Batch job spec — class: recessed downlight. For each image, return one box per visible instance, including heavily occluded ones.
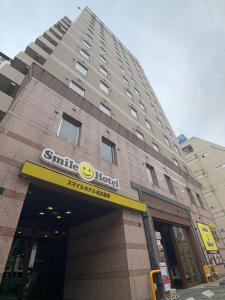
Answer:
[47,206,54,211]
[65,211,72,215]
[56,215,62,219]
[39,212,45,215]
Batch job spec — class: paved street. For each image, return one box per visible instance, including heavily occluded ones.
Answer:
[176,278,225,300]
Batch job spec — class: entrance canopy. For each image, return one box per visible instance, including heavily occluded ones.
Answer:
[20,161,147,213]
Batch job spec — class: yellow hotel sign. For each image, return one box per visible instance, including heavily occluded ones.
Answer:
[197,222,218,253]
[20,161,147,213]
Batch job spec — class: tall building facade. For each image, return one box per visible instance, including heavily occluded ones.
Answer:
[181,137,225,253]
[0,7,224,300]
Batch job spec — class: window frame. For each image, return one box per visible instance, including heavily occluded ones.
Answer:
[136,130,144,141]
[80,48,90,61]
[75,61,88,76]
[101,137,117,164]
[165,175,176,195]
[100,81,110,95]
[57,113,80,145]
[100,103,111,117]
[70,81,85,97]
[130,107,138,119]
[100,66,108,77]
[146,164,159,186]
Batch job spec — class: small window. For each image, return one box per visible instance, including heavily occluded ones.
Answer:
[136,130,144,141]
[100,81,109,95]
[153,143,159,152]
[100,46,106,53]
[85,33,92,41]
[157,119,163,127]
[174,145,179,153]
[173,159,179,167]
[140,102,145,111]
[80,49,90,61]
[123,77,129,85]
[58,114,80,145]
[100,55,107,64]
[100,40,105,46]
[196,193,204,209]
[70,81,85,97]
[186,188,196,204]
[164,136,170,146]
[131,77,136,85]
[88,28,94,35]
[75,62,88,76]
[165,175,176,194]
[135,88,140,95]
[166,128,171,135]
[101,137,116,164]
[145,120,152,130]
[100,103,111,117]
[151,104,156,111]
[130,107,138,119]
[121,67,126,74]
[146,164,158,185]
[126,90,133,99]
[83,40,91,49]
[100,66,108,77]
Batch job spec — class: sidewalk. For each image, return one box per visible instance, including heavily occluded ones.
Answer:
[175,278,225,300]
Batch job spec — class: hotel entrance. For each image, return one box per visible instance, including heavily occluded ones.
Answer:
[0,183,117,300]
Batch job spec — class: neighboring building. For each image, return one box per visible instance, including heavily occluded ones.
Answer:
[0,7,224,300]
[181,137,225,252]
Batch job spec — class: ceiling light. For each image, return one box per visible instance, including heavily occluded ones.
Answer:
[65,211,72,215]
[53,230,59,234]
[39,212,45,215]
[56,216,62,219]
[47,206,54,210]
[44,234,48,238]
[17,231,22,234]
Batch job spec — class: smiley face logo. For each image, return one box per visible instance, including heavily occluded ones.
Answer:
[79,161,95,181]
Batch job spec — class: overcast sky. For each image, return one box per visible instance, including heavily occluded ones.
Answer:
[1,0,225,146]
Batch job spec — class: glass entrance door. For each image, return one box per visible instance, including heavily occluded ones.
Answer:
[172,226,201,287]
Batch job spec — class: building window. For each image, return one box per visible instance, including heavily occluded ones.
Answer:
[101,137,116,164]
[135,88,140,95]
[80,49,90,61]
[130,107,138,119]
[166,127,171,135]
[164,136,170,146]
[126,90,133,99]
[75,62,88,76]
[173,158,179,167]
[153,143,159,152]
[140,102,145,111]
[83,40,91,49]
[136,130,144,141]
[58,114,80,145]
[100,81,109,95]
[100,47,106,53]
[174,145,179,153]
[100,103,111,117]
[157,119,163,127]
[100,55,107,64]
[100,66,108,77]
[186,188,196,204]
[70,81,85,97]
[85,33,92,41]
[145,120,152,130]
[151,104,156,111]
[146,164,158,186]
[196,193,204,209]
[165,175,176,194]
[123,77,129,85]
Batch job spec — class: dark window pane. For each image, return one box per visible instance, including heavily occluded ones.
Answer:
[101,139,115,164]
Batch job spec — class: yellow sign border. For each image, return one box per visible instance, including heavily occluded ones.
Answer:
[20,161,147,213]
[197,222,218,252]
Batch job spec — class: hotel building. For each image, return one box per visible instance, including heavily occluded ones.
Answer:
[0,7,224,300]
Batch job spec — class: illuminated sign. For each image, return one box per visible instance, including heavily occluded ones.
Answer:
[41,148,119,190]
[197,222,218,253]
[20,161,146,212]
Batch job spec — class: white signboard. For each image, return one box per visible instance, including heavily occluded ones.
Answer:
[41,148,120,190]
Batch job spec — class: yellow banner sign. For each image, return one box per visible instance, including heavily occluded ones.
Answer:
[20,161,147,213]
[197,222,218,253]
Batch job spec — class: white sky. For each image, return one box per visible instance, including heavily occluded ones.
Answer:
[1,0,225,146]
